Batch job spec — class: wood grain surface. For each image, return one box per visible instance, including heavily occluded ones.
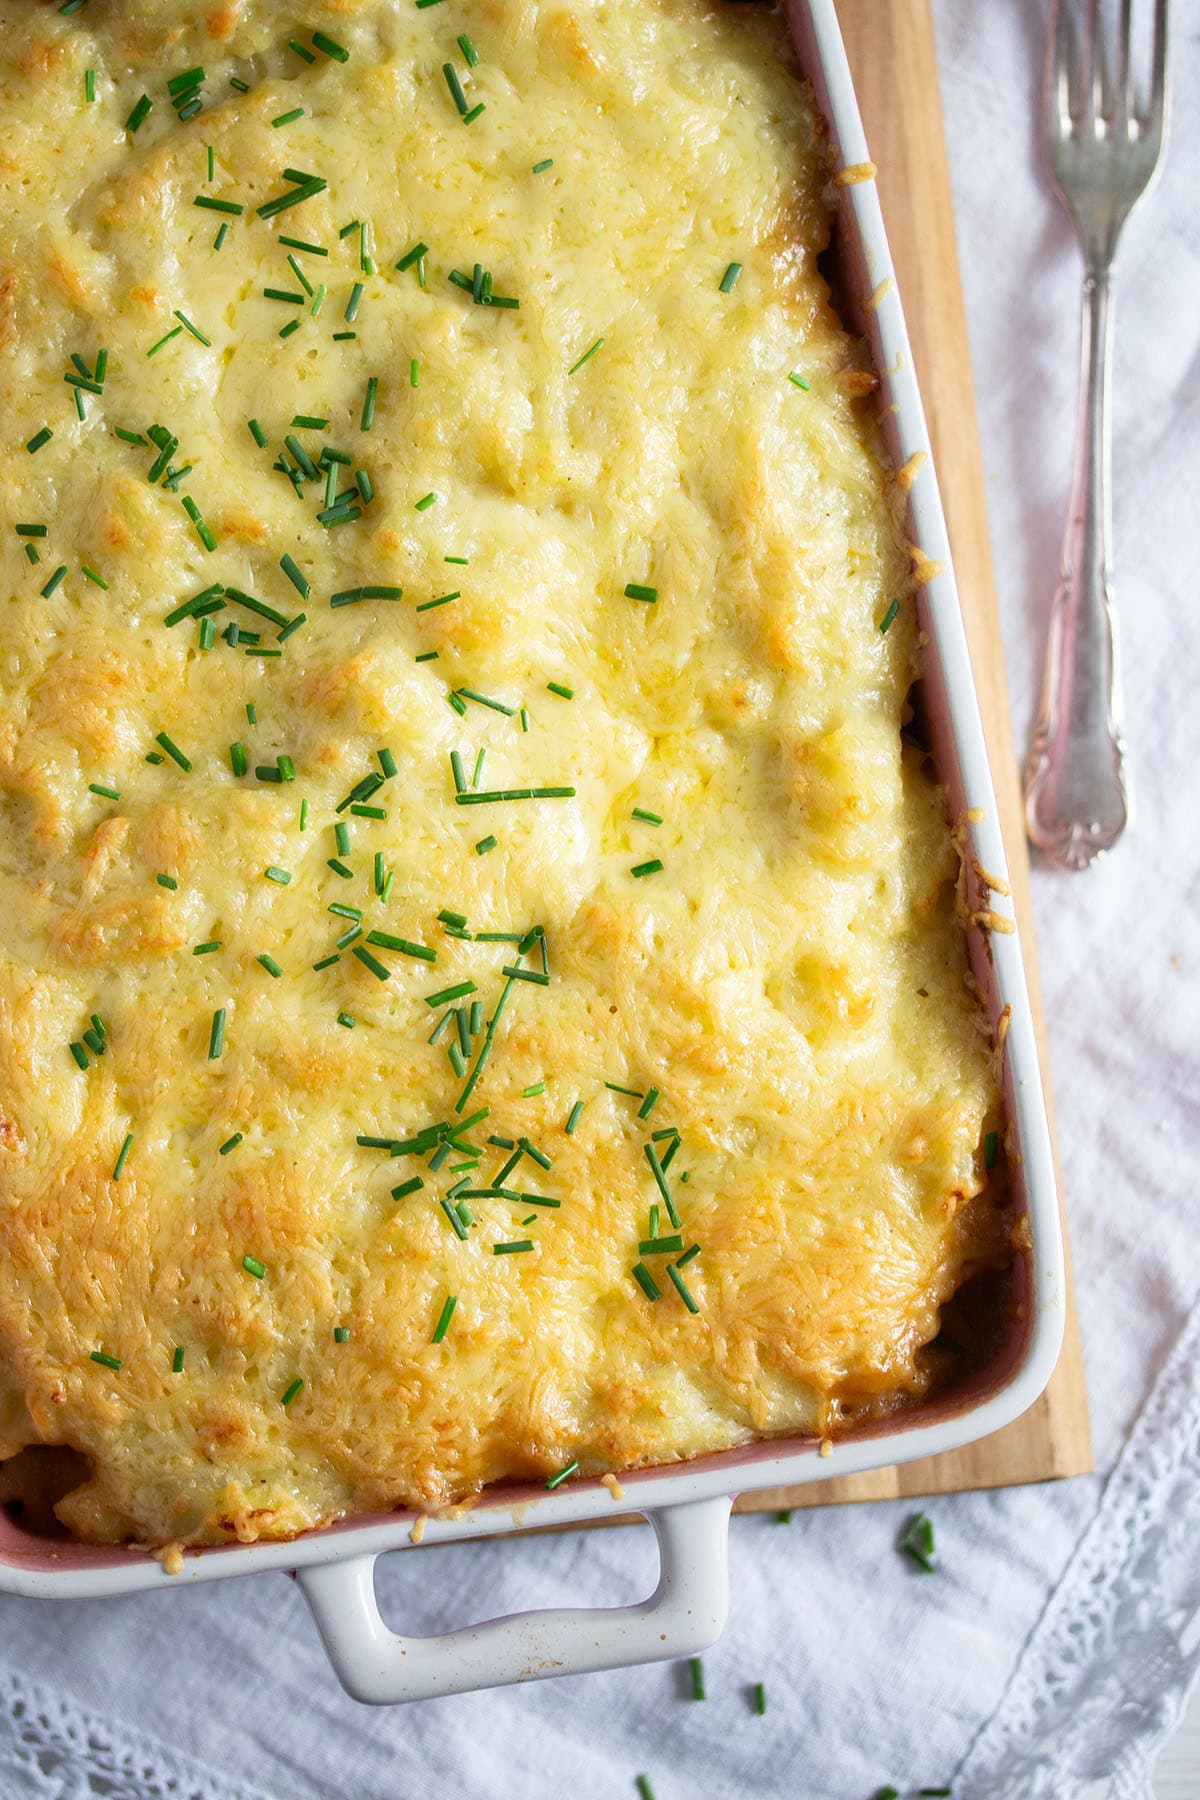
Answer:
[734,0,1092,1514]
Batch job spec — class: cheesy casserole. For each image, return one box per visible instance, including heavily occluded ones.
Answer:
[0,0,1008,1550]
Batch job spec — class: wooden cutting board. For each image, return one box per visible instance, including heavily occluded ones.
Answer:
[736,0,1092,1513]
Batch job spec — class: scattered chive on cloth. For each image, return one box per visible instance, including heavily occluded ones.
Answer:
[1,6,1198,1797]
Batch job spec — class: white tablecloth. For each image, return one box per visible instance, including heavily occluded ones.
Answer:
[4,7,1199,1797]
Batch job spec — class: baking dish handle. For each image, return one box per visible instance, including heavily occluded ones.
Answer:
[296,1494,732,1704]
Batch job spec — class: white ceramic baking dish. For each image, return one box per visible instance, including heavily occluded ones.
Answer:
[0,0,1066,1705]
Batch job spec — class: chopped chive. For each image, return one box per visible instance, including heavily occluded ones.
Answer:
[69,1040,89,1071]
[391,1176,424,1201]
[344,282,364,322]
[281,1377,304,1407]
[439,909,468,928]
[624,583,658,603]
[442,62,469,114]
[14,524,47,538]
[174,309,211,345]
[568,336,604,375]
[984,1129,999,1169]
[493,1240,534,1256]
[280,553,310,598]
[606,1082,643,1098]
[365,932,436,963]
[280,234,327,255]
[125,94,152,133]
[289,37,316,61]
[358,375,379,433]
[753,1682,766,1715]
[522,1082,546,1099]
[155,731,191,771]
[544,1457,579,1491]
[719,261,743,293]
[112,1132,133,1179]
[352,944,390,981]
[425,980,476,1009]
[415,491,437,511]
[631,859,663,878]
[432,1294,458,1342]
[23,543,39,564]
[532,157,554,174]
[219,1132,242,1154]
[916,1791,953,1797]
[40,564,67,598]
[90,1351,122,1371]
[332,1325,350,1343]
[26,428,52,454]
[503,965,549,986]
[248,417,268,447]
[667,1265,699,1312]
[88,782,120,801]
[256,178,328,221]
[81,564,108,589]
[257,953,284,978]
[417,591,458,612]
[332,1010,355,1030]
[644,1141,681,1226]
[458,688,514,717]
[208,1007,227,1059]
[263,865,291,885]
[193,941,221,955]
[639,1235,684,1256]
[272,106,305,127]
[194,195,244,215]
[563,1100,585,1135]
[900,1511,936,1572]
[546,682,574,700]
[638,1088,660,1119]
[312,30,349,61]
[676,1243,701,1267]
[632,808,663,826]
[689,1656,706,1700]
[156,872,178,890]
[85,67,96,102]
[453,786,575,805]
[229,742,248,777]
[242,1254,265,1279]
[171,1344,186,1372]
[181,495,217,549]
[632,1262,661,1302]
[879,598,901,634]
[462,101,485,124]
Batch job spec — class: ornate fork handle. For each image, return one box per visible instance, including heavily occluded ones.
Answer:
[1025,262,1130,871]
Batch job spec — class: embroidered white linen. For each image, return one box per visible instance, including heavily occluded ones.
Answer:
[1,6,1198,1797]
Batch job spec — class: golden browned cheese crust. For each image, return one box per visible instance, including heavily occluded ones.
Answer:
[0,0,1005,1547]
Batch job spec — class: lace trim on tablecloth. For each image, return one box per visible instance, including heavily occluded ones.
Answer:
[0,1662,267,1800]
[958,1295,1200,1800]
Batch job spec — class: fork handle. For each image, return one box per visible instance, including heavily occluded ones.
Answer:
[1025,267,1130,870]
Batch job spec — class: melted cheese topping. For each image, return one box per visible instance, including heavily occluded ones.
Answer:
[0,0,1006,1547]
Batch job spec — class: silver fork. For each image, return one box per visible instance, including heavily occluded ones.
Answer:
[1024,0,1169,871]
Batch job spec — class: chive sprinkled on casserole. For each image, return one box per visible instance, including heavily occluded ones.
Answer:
[0,0,1009,1553]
